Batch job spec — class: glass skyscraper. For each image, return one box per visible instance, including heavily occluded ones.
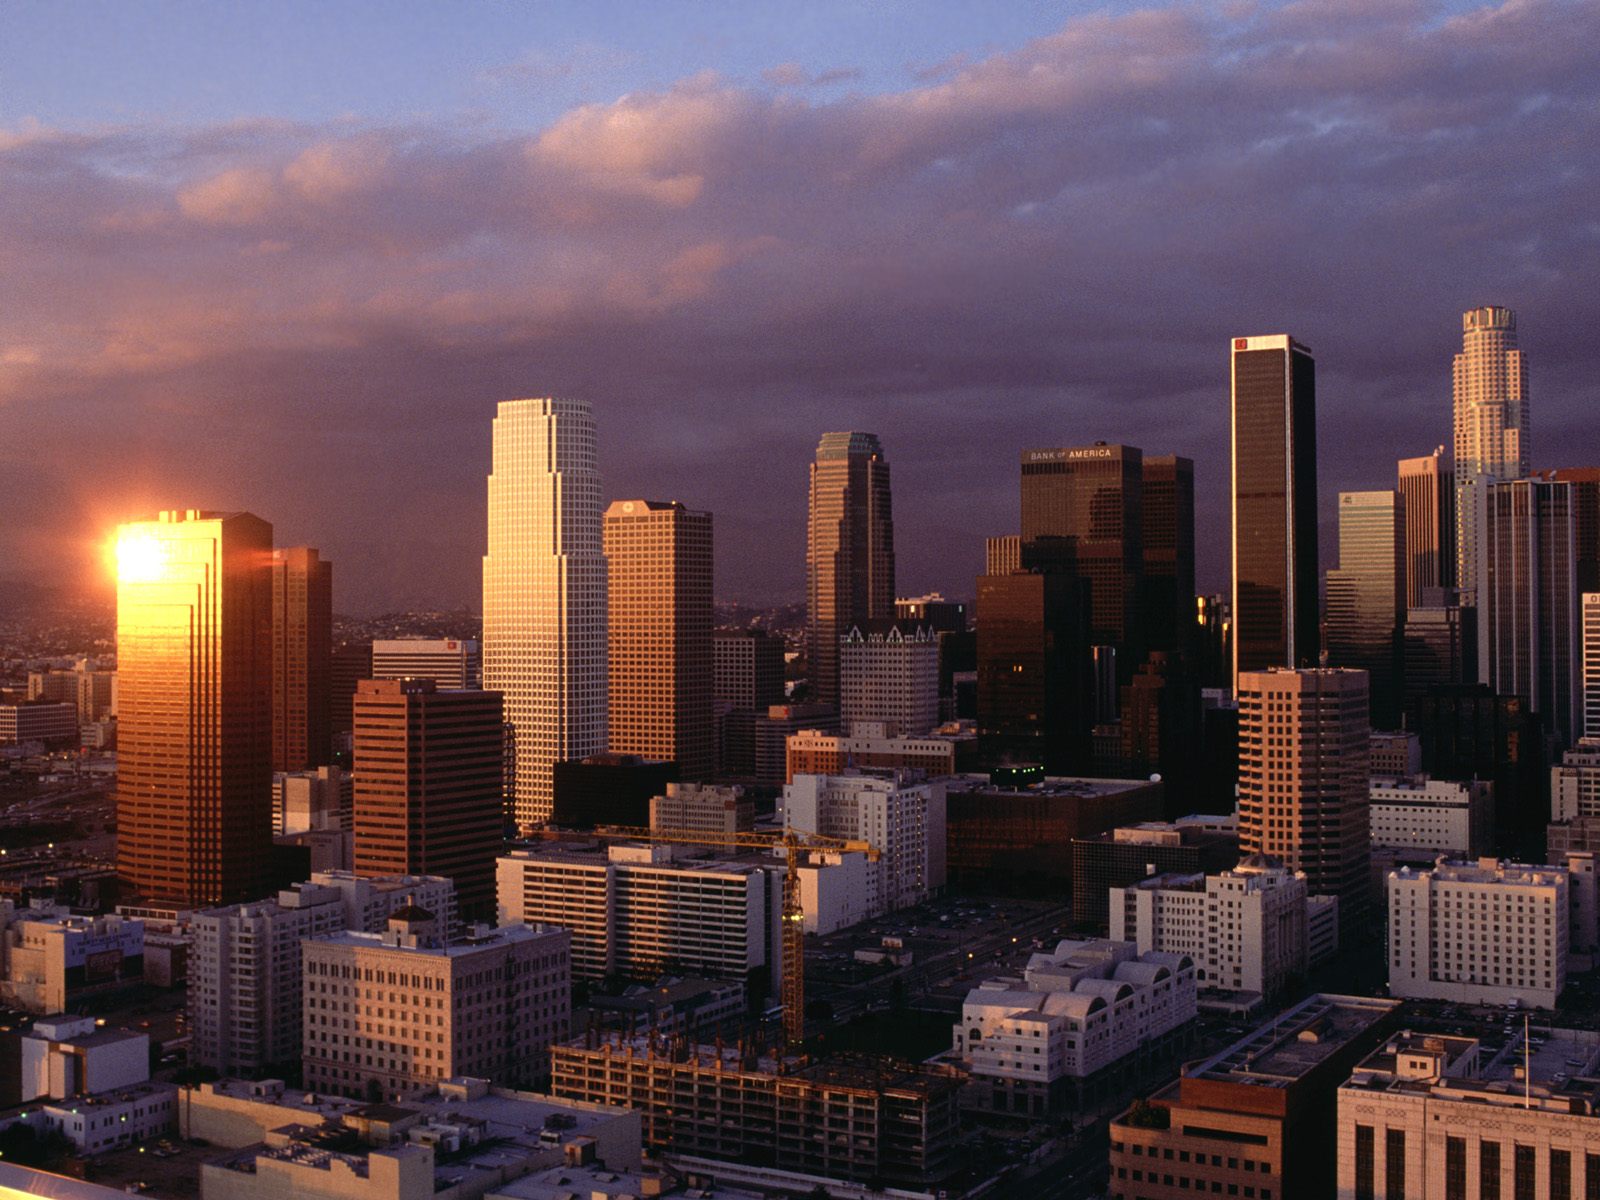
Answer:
[1325,491,1405,728]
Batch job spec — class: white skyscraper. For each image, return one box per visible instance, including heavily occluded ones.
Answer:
[483,398,608,827]
[1452,305,1529,628]
[1584,592,1600,739]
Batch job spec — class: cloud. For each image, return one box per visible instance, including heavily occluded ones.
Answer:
[763,63,862,88]
[2,0,1599,611]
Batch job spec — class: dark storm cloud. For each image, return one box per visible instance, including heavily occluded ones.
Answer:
[3,0,1597,611]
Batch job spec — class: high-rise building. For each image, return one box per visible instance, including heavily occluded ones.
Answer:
[806,432,894,706]
[895,594,967,631]
[1550,467,1600,593]
[1585,592,1600,739]
[712,629,787,778]
[328,642,372,745]
[1118,652,1202,810]
[352,679,504,920]
[115,510,274,906]
[1483,476,1579,746]
[483,397,608,827]
[1325,491,1405,728]
[1140,454,1196,658]
[1416,683,1547,846]
[975,571,1092,772]
[1454,305,1529,617]
[268,547,332,774]
[985,535,1021,577]
[839,620,940,736]
[26,660,115,724]
[1402,602,1477,716]
[1020,443,1143,655]
[1069,816,1240,928]
[1552,737,1600,822]
[1237,669,1371,934]
[1230,335,1319,682]
[604,499,713,779]
[1397,447,1456,606]
[783,771,947,914]
[370,639,480,689]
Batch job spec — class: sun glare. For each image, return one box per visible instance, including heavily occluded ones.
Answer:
[116,531,168,584]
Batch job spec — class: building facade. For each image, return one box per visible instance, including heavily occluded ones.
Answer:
[1141,454,1197,658]
[1325,491,1405,728]
[1368,775,1494,857]
[483,397,608,827]
[1398,447,1456,607]
[784,726,959,783]
[839,621,940,736]
[370,639,480,690]
[0,702,78,747]
[1454,305,1529,619]
[649,782,753,834]
[269,546,332,774]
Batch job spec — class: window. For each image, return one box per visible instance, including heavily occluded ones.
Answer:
[1445,1136,1466,1200]
[1552,1149,1571,1200]
[1483,1140,1501,1200]
[1386,1129,1406,1199]
[1354,1125,1374,1200]
[1514,1144,1535,1200]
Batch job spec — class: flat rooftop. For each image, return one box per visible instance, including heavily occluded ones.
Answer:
[945,773,1157,798]
[502,843,771,876]
[308,922,563,957]
[1346,1026,1600,1109]
[1186,994,1400,1088]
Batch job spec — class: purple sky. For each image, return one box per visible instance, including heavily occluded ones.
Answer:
[4,0,1598,613]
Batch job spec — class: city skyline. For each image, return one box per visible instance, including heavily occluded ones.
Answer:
[5,1,1600,612]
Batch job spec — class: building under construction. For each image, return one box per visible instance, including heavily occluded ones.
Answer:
[550,1032,963,1188]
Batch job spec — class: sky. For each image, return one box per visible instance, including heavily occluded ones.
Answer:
[4,0,1598,613]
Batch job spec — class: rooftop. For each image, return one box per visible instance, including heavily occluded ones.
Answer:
[1391,858,1570,887]
[1185,994,1400,1089]
[1345,1026,1600,1110]
[946,773,1159,798]
[308,921,564,957]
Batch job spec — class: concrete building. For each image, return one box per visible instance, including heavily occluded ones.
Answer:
[497,844,782,992]
[782,771,947,914]
[784,724,960,784]
[1567,849,1599,969]
[1,910,144,1014]
[0,701,78,748]
[371,638,481,689]
[191,873,456,1076]
[274,764,350,835]
[1553,736,1600,821]
[807,431,896,708]
[839,621,940,737]
[1398,447,1456,607]
[1110,858,1311,1002]
[1388,857,1569,1009]
[711,629,786,778]
[1237,668,1372,936]
[753,701,839,787]
[483,397,608,828]
[605,499,714,781]
[1335,1027,1600,1200]
[1070,817,1240,929]
[649,782,753,834]
[20,1015,149,1102]
[24,1082,178,1155]
[353,679,504,920]
[26,660,115,724]
[1368,775,1494,857]
[1369,730,1421,779]
[1231,334,1319,681]
[952,938,1197,1115]
[303,908,571,1098]
[1326,491,1406,728]
[552,1040,961,1189]
[1108,993,1400,1200]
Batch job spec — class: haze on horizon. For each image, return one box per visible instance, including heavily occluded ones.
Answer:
[3,0,1598,615]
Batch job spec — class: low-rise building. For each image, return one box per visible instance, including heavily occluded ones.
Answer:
[1070,816,1241,929]
[952,938,1197,1115]
[586,977,746,1039]
[1109,858,1309,1003]
[1108,994,1401,1200]
[785,725,961,784]
[1368,774,1494,857]
[1388,857,1569,1009]
[20,1016,149,1102]
[28,1082,178,1154]
[0,701,79,748]
[1369,730,1421,778]
[302,909,571,1099]
[1552,736,1600,820]
[1336,1027,1600,1200]
[649,782,753,834]
[1,909,144,1014]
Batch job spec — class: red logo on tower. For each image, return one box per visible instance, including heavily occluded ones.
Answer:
[1234,338,1248,350]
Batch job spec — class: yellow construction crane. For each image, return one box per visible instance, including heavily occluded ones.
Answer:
[589,825,880,1046]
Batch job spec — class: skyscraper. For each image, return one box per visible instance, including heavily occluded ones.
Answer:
[371,639,480,689]
[269,546,332,774]
[115,510,274,905]
[1585,593,1600,740]
[1019,442,1143,653]
[1237,668,1371,934]
[1141,454,1196,657]
[1397,447,1456,606]
[806,432,894,706]
[1453,306,1529,619]
[1550,467,1600,594]
[352,679,505,920]
[604,499,714,780]
[483,397,608,828]
[1230,335,1319,683]
[1483,476,1579,746]
[1324,491,1405,727]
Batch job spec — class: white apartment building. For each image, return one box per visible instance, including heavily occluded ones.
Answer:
[1109,857,1309,1000]
[191,873,456,1075]
[370,638,481,690]
[649,781,753,834]
[302,907,570,1099]
[1552,737,1600,821]
[1369,775,1495,857]
[782,770,946,916]
[839,623,940,737]
[1336,1028,1600,1200]
[1388,857,1569,1009]
[952,938,1196,1115]
[31,1082,178,1154]
[497,844,783,992]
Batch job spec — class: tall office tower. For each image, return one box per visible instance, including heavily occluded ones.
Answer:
[115,510,274,906]
[985,535,1021,577]
[1119,652,1202,812]
[1325,492,1406,728]
[712,629,787,777]
[1020,443,1143,656]
[1401,603,1477,716]
[1194,593,1232,689]
[352,679,505,920]
[1585,593,1600,739]
[371,639,480,689]
[1237,668,1371,934]
[329,642,372,742]
[806,432,894,706]
[839,620,940,736]
[483,397,608,827]
[268,547,332,773]
[1140,454,1196,657]
[1550,467,1600,593]
[895,594,967,632]
[1483,477,1579,746]
[1453,305,1529,618]
[604,499,714,780]
[1397,448,1456,606]
[1230,335,1319,682]
[975,571,1092,772]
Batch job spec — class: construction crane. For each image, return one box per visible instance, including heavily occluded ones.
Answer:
[588,824,880,1047]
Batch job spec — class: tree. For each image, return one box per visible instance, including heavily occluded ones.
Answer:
[1124,1097,1169,1129]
